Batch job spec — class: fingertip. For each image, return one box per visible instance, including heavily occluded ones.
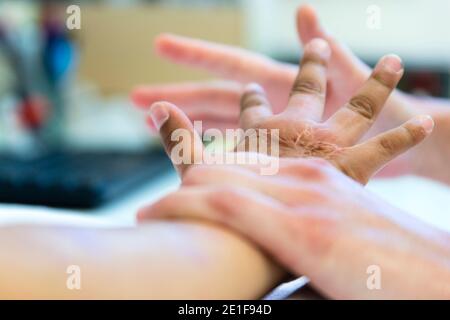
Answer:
[297,4,316,21]
[297,4,325,42]
[305,38,331,61]
[154,33,182,57]
[410,114,435,135]
[244,82,265,95]
[378,54,404,74]
[154,32,176,46]
[149,101,171,131]
[154,33,168,54]
[130,86,152,107]
[130,89,142,107]
[136,206,152,223]
[371,54,404,89]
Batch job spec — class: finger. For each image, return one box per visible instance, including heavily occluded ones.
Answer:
[148,102,204,176]
[155,33,279,82]
[145,107,238,133]
[239,83,273,130]
[339,115,434,184]
[131,80,241,110]
[326,54,404,145]
[285,38,330,121]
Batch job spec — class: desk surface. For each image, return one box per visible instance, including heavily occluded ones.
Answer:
[1,173,450,233]
[0,171,180,228]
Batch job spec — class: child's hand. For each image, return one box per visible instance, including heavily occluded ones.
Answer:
[234,39,433,184]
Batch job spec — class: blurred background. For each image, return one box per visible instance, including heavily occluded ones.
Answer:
[0,0,449,209]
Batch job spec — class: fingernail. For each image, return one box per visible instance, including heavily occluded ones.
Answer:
[381,54,403,73]
[149,103,169,131]
[413,115,434,134]
[245,82,264,94]
[307,38,331,58]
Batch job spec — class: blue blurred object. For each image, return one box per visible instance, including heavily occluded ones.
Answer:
[42,20,76,85]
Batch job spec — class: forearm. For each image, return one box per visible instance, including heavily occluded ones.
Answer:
[0,221,281,299]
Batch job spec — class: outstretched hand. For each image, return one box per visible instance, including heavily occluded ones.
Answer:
[146,38,433,185]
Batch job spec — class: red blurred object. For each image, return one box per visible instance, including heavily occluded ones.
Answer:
[18,95,50,130]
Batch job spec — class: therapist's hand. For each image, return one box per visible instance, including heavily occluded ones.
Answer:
[131,33,295,131]
[131,5,371,132]
[139,159,450,299]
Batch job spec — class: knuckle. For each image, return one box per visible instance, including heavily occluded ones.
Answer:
[378,135,398,156]
[240,92,265,110]
[282,158,330,181]
[348,94,377,120]
[373,72,398,90]
[206,186,241,218]
[301,54,328,68]
[291,78,324,96]
[404,125,426,144]
[281,209,338,267]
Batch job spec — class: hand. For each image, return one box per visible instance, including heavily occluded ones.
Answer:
[148,39,434,184]
[131,5,374,131]
[131,33,295,131]
[236,38,436,184]
[138,158,450,299]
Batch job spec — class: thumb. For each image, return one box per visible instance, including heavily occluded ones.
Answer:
[148,102,204,176]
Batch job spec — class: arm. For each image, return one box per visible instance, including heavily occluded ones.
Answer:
[0,222,281,299]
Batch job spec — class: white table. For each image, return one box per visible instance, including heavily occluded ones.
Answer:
[1,174,449,232]
[0,171,180,228]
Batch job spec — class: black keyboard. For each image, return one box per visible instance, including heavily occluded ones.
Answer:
[0,148,174,208]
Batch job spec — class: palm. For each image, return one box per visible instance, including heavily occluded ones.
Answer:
[243,116,339,159]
